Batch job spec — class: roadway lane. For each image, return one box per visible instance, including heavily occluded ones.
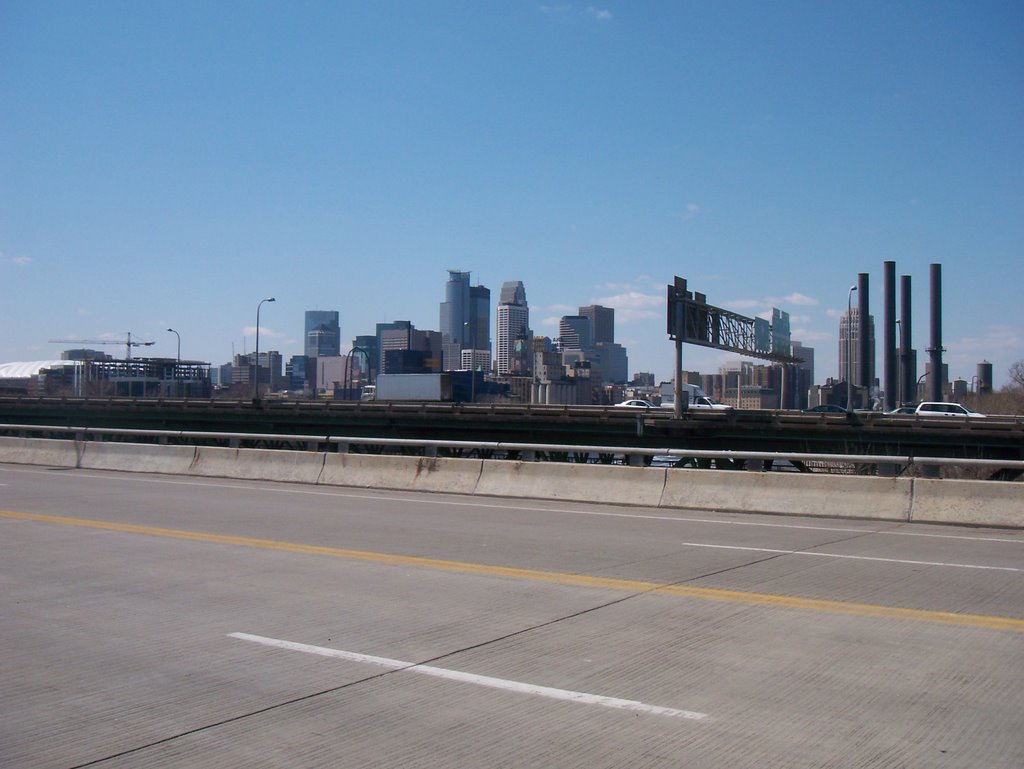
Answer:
[2,463,1023,768]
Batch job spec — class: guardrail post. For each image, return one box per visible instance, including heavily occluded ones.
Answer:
[425,445,438,458]
[627,453,643,467]
[521,450,535,462]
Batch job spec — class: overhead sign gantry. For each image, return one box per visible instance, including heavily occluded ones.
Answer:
[666,276,802,417]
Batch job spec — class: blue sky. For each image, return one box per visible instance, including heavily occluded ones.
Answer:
[2,1,1022,387]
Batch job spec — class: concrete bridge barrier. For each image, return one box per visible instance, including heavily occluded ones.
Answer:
[660,469,914,521]
[910,477,1024,528]
[0,437,80,469]
[79,441,197,475]
[2,437,1020,528]
[190,446,324,484]
[476,461,666,507]
[319,454,483,495]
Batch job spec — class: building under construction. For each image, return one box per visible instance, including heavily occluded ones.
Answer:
[0,357,211,398]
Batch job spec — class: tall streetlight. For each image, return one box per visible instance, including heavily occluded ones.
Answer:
[916,371,928,402]
[846,284,857,412]
[167,328,180,397]
[344,345,370,400]
[894,318,902,408]
[254,297,276,402]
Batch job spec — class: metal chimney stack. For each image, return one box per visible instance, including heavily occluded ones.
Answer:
[883,261,896,411]
[928,263,943,402]
[858,272,870,396]
[900,275,913,405]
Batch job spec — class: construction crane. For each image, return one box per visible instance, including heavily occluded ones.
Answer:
[48,332,155,360]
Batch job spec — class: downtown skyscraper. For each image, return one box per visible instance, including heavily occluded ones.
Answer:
[439,270,490,371]
[839,307,875,386]
[304,310,340,358]
[495,280,531,376]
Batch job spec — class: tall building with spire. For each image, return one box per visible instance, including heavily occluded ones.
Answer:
[496,281,531,376]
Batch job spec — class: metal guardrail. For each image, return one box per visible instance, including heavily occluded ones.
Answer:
[3,423,1023,477]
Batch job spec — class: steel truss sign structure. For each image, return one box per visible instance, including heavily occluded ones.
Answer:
[667,276,802,363]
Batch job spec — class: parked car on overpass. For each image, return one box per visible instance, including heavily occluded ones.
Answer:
[690,395,733,411]
[914,402,985,418]
[803,404,847,414]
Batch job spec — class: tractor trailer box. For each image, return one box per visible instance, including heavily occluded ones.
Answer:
[659,382,706,407]
[374,373,453,401]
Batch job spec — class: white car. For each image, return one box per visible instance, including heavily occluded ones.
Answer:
[690,396,733,411]
[615,399,655,409]
[914,402,985,418]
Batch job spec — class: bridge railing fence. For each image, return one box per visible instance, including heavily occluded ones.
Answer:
[2,422,1023,480]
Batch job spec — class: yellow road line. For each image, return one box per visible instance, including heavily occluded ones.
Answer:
[4,509,1023,633]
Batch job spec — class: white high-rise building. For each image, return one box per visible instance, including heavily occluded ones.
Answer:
[496,281,530,375]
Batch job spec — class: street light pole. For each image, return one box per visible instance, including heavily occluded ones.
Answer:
[167,328,180,397]
[916,372,928,403]
[847,284,857,412]
[254,297,276,402]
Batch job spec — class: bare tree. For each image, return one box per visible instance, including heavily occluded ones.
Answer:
[1010,360,1024,389]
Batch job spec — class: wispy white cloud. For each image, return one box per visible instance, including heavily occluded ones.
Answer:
[540,4,612,22]
[2,251,32,267]
[946,325,1024,376]
[725,293,819,312]
[676,202,700,221]
[590,290,662,323]
[792,329,833,343]
[948,324,1023,352]
[595,281,637,293]
[779,292,818,306]
[540,316,562,330]
[542,303,577,315]
[584,6,613,21]
[242,325,287,339]
[724,299,761,310]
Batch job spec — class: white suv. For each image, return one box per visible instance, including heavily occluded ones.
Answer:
[914,402,985,418]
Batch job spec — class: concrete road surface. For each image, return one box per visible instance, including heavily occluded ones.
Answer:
[2,463,1022,768]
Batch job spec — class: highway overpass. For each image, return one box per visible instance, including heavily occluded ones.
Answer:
[1,396,1022,470]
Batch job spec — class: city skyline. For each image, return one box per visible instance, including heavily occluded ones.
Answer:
[4,258,1012,393]
[2,3,1021,387]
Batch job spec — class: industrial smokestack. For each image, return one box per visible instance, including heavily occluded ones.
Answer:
[928,263,943,402]
[883,261,896,411]
[900,275,913,405]
[977,361,993,395]
[857,273,870,396]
